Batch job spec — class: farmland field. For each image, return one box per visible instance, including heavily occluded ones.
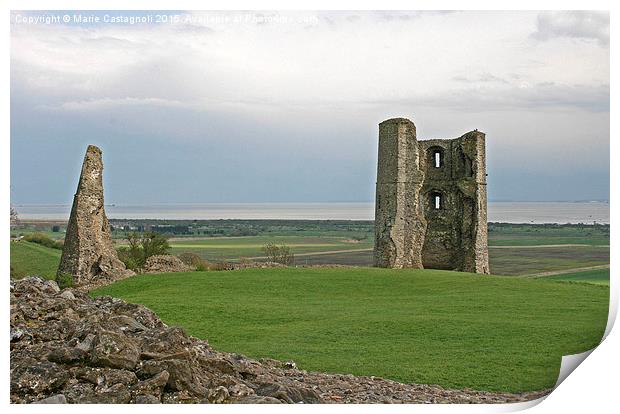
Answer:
[487,223,609,246]
[11,224,609,275]
[157,235,372,262]
[488,246,609,275]
[92,268,609,393]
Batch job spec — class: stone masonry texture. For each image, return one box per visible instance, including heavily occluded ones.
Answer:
[374,118,490,274]
[57,145,134,286]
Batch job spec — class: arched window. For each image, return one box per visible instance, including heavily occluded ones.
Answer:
[428,147,444,169]
[430,191,443,210]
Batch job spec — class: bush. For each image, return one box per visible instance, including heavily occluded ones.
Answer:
[56,272,74,289]
[178,252,210,271]
[23,233,63,250]
[117,248,141,271]
[261,243,294,265]
[117,232,171,270]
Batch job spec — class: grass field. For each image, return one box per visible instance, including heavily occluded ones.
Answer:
[487,224,609,246]
[91,268,609,393]
[544,268,610,285]
[10,241,61,279]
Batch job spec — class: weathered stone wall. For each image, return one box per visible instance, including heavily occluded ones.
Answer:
[57,145,134,286]
[374,118,426,268]
[374,119,490,274]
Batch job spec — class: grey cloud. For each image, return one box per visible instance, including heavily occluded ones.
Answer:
[367,82,609,113]
[532,11,609,46]
[375,11,456,22]
[10,11,610,204]
[451,73,509,84]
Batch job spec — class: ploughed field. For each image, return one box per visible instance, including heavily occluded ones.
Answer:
[91,268,609,393]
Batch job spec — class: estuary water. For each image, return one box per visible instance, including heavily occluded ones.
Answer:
[13,201,610,224]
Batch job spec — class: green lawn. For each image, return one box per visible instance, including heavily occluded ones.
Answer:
[545,268,610,285]
[10,241,61,279]
[91,268,608,393]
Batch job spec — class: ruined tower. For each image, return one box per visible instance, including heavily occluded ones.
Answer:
[374,118,490,274]
[57,145,134,286]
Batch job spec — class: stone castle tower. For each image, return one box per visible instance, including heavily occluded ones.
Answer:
[374,118,490,274]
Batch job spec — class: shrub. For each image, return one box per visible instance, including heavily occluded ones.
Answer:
[56,272,74,289]
[261,243,294,265]
[178,252,210,271]
[117,247,140,271]
[10,207,19,226]
[118,232,171,270]
[23,233,63,250]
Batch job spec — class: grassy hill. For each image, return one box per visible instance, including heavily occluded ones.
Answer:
[92,267,609,393]
[10,241,61,280]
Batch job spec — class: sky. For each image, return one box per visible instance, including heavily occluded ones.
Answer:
[10,10,610,204]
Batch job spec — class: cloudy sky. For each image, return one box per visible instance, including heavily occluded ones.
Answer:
[10,10,609,204]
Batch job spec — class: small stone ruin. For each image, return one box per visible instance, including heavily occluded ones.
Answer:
[56,145,134,286]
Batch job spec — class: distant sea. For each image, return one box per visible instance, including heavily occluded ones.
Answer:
[13,202,610,224]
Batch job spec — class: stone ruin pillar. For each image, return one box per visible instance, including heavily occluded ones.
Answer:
[374,118,427,268]
[57,145,134,286]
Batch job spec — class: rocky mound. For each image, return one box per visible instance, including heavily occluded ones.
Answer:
[10,277,550,404]
[143,255,192,273]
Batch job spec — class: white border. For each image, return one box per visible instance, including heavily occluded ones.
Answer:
[2,1,616,413]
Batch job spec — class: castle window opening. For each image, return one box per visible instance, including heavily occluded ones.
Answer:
[434,150,441,168]
[430,191,442,210]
